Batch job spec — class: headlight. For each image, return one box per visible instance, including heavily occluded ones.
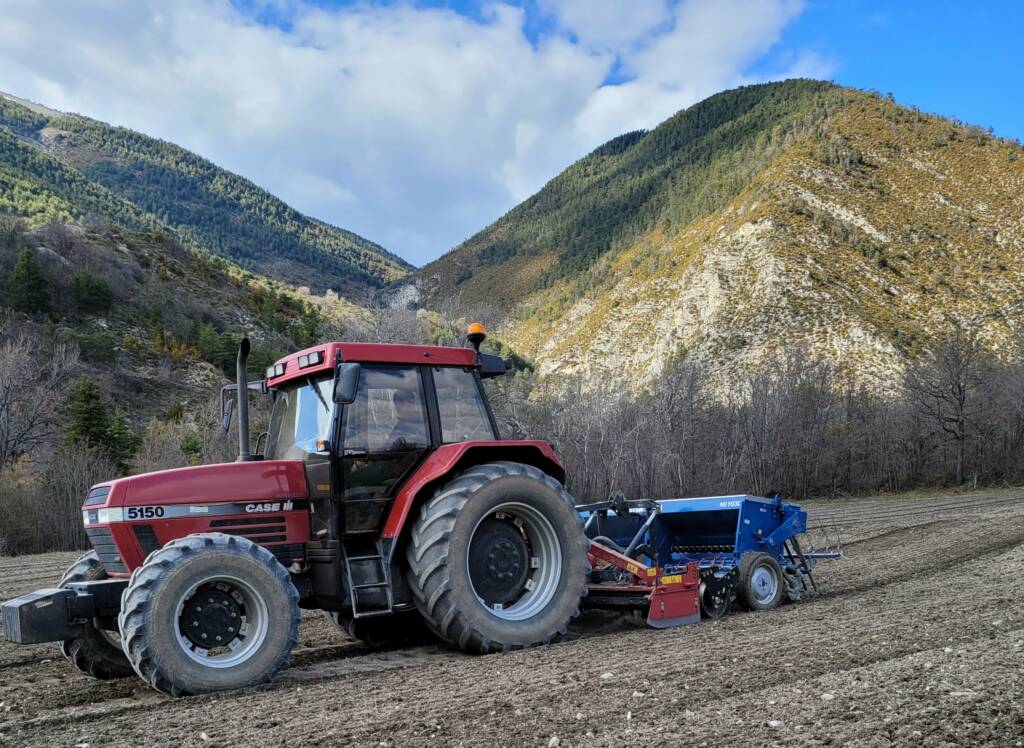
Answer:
[83,508,125,525]
[99,508,125,523]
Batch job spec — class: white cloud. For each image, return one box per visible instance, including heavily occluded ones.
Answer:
[571,0,815,144]
[0,0,829,267]
[539,0,673,52]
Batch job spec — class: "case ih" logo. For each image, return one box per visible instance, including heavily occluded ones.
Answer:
[245,501,295,513]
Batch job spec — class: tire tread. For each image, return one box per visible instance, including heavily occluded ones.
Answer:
[405,461,588,654]
[117,532,300,696]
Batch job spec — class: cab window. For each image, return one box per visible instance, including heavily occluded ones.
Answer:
[265,376,335,460]
[433,366,495,443]
[342,366,428,452]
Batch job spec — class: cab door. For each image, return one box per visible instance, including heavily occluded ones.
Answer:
[338,365,431,534]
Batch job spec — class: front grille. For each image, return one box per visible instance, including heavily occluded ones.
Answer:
[86,526,127,573]
[210,516,286,543]
[132,524,160,559]
[83,486,111,506]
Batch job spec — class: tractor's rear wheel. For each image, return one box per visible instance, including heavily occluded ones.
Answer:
[58,551,134,680]
[322,610,431,646]
[118,533,300,696]
[737,552,785,611]
[406,461,588,653]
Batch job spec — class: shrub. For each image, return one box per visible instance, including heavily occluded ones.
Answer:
[70,270,114,313]
[75,331,118,362]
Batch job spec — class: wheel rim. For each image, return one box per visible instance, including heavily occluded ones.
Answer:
[750,564,779,605]
[98,627,122,648]
[700,582,727,617]
[174,574,269,668]
[467,501,563,621]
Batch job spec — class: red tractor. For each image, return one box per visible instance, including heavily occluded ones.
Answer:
[3,328,594,695]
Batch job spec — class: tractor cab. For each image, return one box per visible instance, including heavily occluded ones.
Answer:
[217,335,525,619]
[253,341,503,537]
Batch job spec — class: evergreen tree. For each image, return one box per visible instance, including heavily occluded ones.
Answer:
[107,406,140,473]
[10,248,52,314]
[64,376,110,450]
[70,270,114,313]
[63,377,139,474]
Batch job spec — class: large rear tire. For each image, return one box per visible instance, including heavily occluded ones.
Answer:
[58,551,135,680]
[118,533,300,696]
[406,461,588,653]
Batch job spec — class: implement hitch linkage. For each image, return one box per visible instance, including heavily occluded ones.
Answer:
[580,495,703,627]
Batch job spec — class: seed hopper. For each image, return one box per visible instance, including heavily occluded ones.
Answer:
[580,493,842,625]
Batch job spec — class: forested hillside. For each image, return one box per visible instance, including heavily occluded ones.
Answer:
[0,215,361,552]
[415,79,840,308]
[0,93,411,296]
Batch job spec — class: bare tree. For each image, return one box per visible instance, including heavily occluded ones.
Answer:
[904,323,991,484]
[41,220,77,255]
[0,446,115,554]
[40,446,117,550]
[0,214,25,253]
[0,312,80,469]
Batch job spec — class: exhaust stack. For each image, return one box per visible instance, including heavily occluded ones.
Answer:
[236,337,252,462]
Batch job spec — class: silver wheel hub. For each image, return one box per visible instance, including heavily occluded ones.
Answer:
[174,575,269,668]
[468,502,562,622]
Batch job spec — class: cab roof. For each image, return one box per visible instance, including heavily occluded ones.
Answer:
[265,342,477,388]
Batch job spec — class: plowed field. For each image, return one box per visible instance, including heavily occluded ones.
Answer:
[2,489,1023,747]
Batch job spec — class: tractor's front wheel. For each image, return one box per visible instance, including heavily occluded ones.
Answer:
[118,533,300,696]
[58,551,134,680]
[407,461,588,653]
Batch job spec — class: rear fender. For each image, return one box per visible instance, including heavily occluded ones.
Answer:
[380,441,565,552]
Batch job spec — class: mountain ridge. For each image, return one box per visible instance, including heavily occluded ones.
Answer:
[0,92,411,297]
[412,79,842,310]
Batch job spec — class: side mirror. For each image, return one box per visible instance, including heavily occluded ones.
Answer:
[220,391,235,434]
[333,362,361,404]
[478,353,510,379]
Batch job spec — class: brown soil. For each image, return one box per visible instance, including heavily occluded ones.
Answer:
[1,489,1023,747]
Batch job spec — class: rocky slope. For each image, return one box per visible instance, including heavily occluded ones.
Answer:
[410,81,1024,388]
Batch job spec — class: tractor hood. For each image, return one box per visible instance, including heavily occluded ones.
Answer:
[88,460,309,510]
[81,460,312,576]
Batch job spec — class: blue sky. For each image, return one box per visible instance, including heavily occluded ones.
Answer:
[1,1,1021,271]
[767,1,1023,140]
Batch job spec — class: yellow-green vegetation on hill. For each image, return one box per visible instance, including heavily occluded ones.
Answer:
[412,81,1024,388]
